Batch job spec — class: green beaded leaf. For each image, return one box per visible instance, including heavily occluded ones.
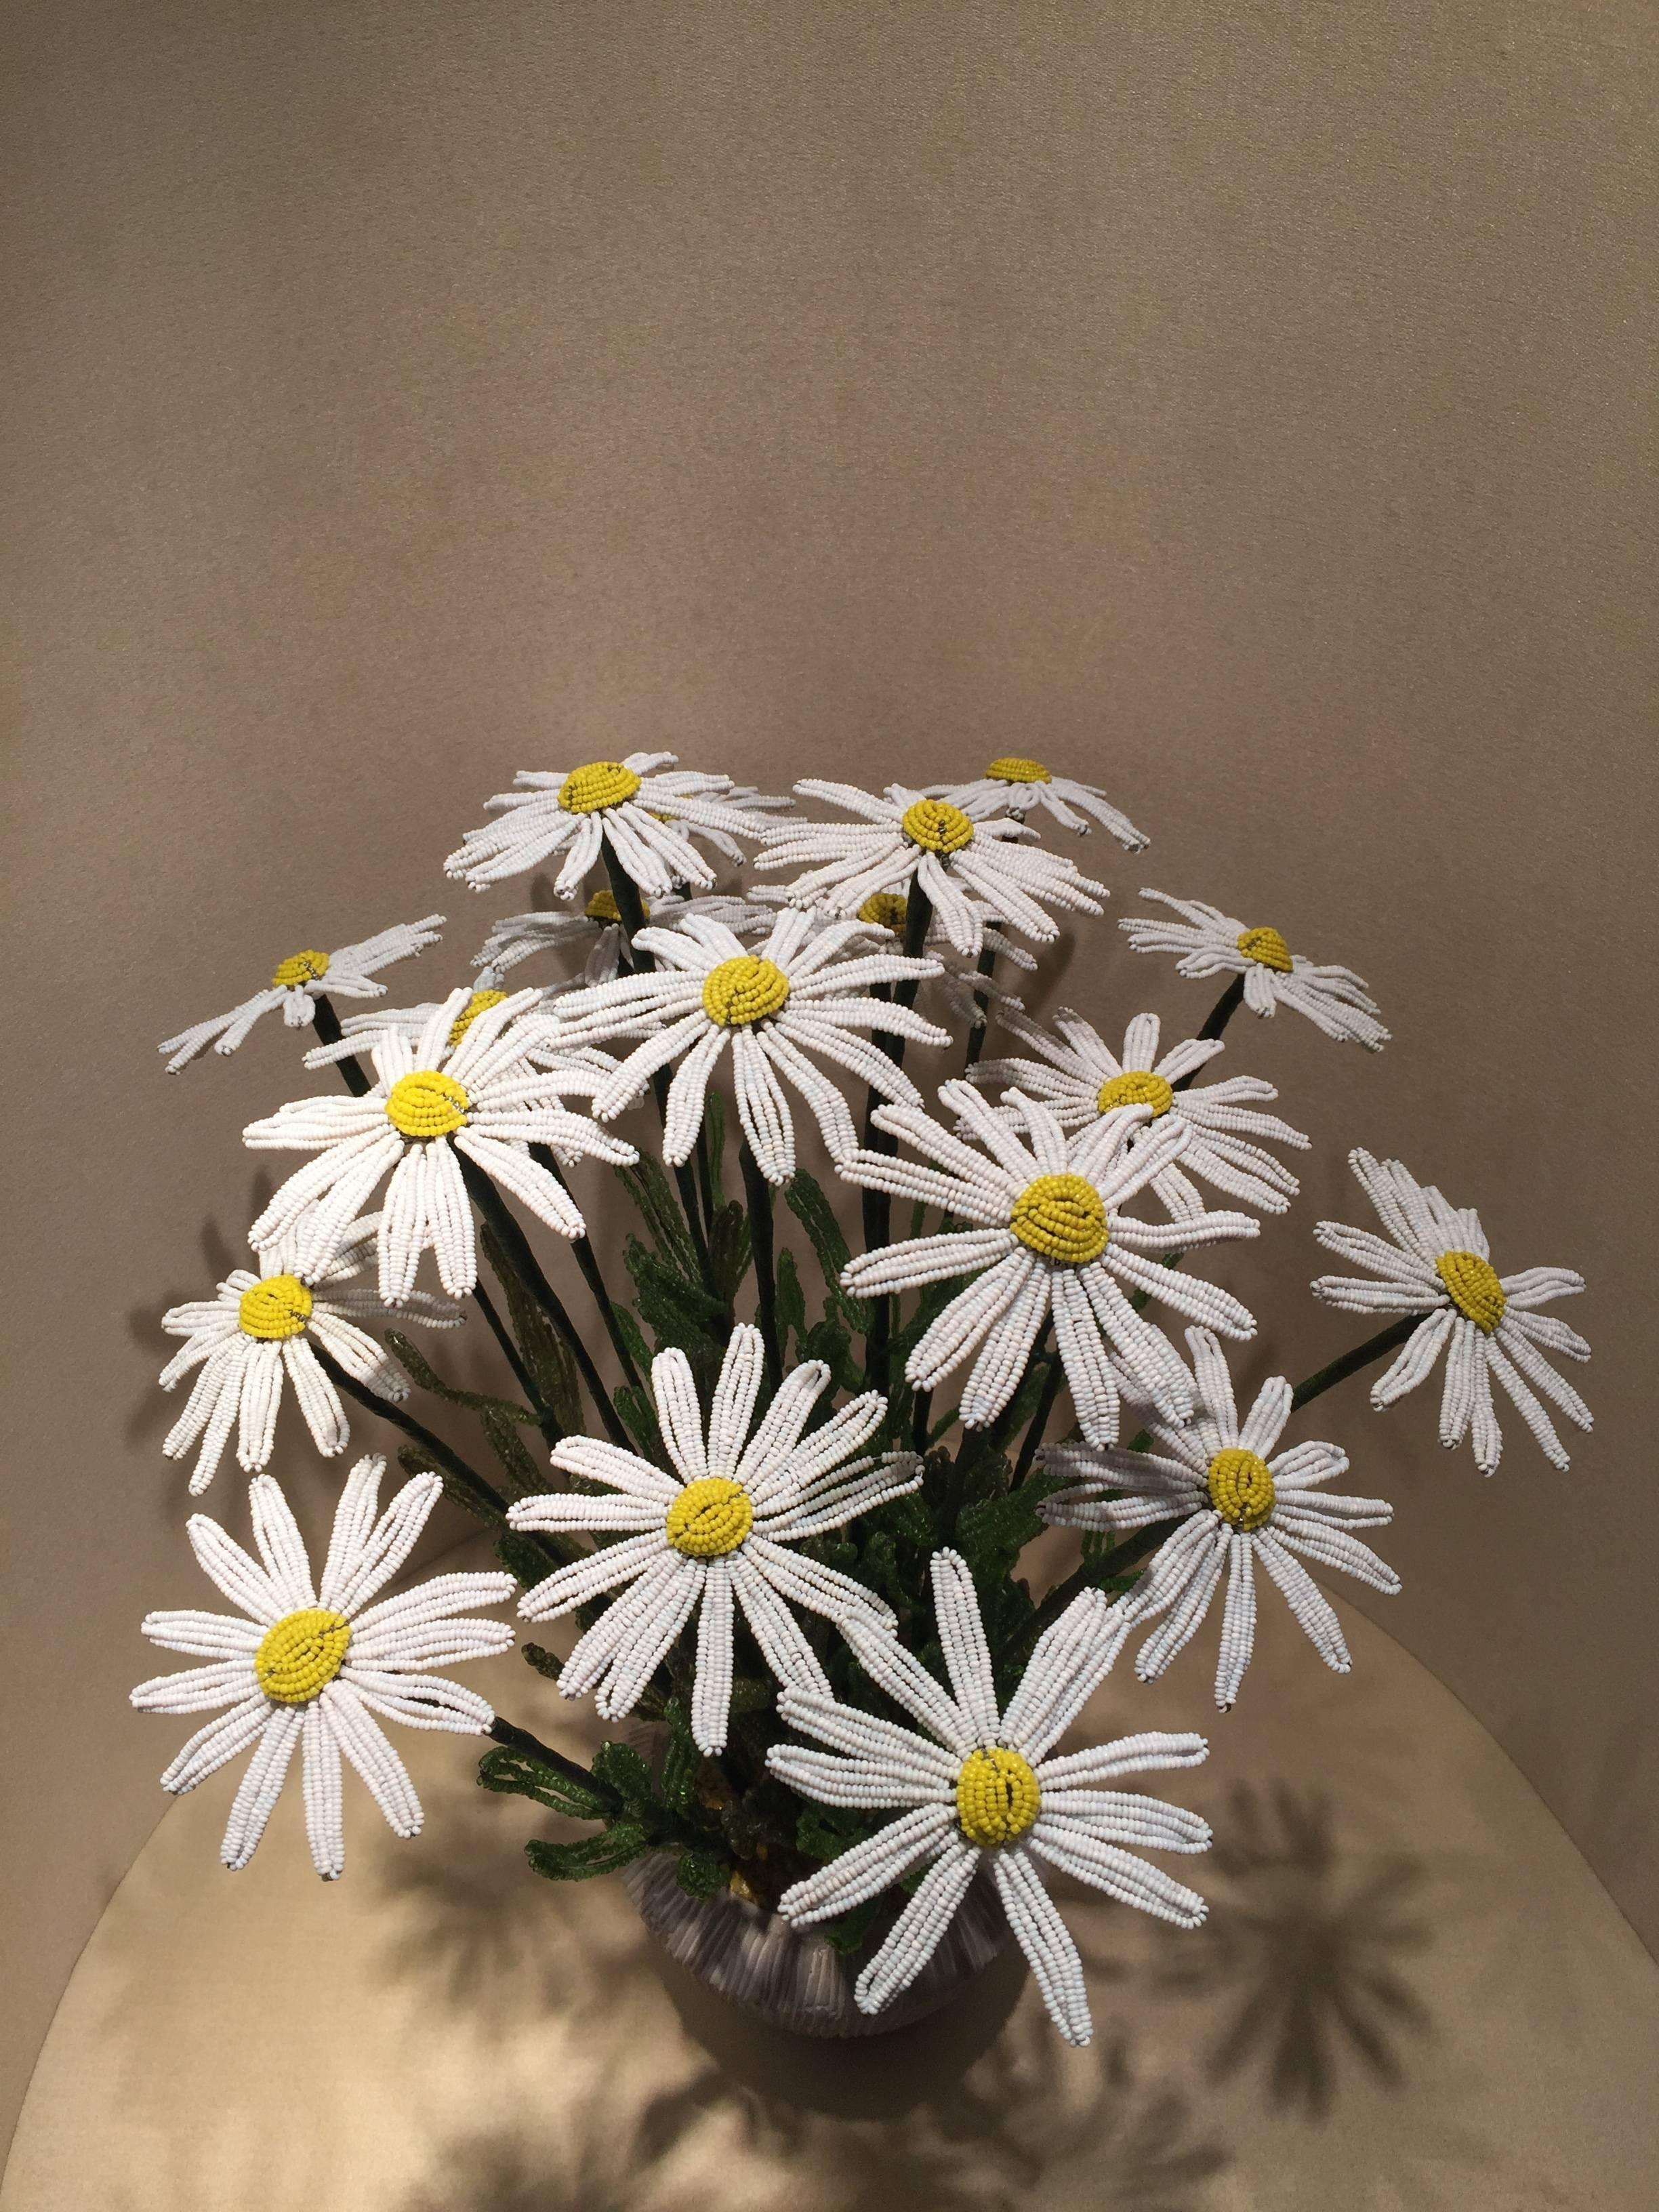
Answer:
[708,1201,754,1306]
[477,1746,609,1823]
[591,1739,657,1811]
[525,1821,651,1882]
[675,1847,733,1900]
[785,1170,872,1332]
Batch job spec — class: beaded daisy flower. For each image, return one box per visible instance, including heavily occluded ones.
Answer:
[506,1326,922,1753]
[754,782,1110,958]
[131,1459,514,1879]
[539,906,949,1183]
[243,986,637,1300]
[837,1082,1259,1441]
[769,1550,1210,2044]
[158,1215,462,1494]
[1311,1150,1591,1473]
[1042,1327,1399,1708]
[158,914,446,1073]
[470,890,773,990]
[927,754,1149,851]
[1120,890,1389,1050]
[444,753,775,898]
[751,886,1035,1031]
[970,1008,1309,1218]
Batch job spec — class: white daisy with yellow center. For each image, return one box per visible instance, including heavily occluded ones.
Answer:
[1312,1149,1591,1473]
[1043,1326,1399,1708]
[836,1080,1260,1443]
[926,754,1149,850]
[970,1006,1310,1218]
[1120,890,1389,1050]
[243,986,638,1303]
[131,1459,514,1879]
[754,781,1111,959]
[506,1326,922,1754]
[748,884,1039,1033]
[158,914,446,1072]
[468,891,776,995]
[536,906,949,1183]
[444,750,777,899]
[157,1216,463,1494]
[769,1549,1210,2045]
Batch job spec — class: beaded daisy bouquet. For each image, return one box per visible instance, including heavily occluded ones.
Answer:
[138,752,1593,2047]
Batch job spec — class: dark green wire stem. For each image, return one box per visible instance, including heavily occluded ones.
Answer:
[469,1276,564,1443]
[1012,1351,1068,1484]
[861,887,935,1396]
[960,942,999,1070]
[1290,1313,1420,1410]
[528,1143,643,1393]
[457,1155,633,1452]
[311,1340,513,1526]
[738,1138,783,1390]
[1171,973,1246,1088]
[600,846,718,1294]
[487,1717,619,1812]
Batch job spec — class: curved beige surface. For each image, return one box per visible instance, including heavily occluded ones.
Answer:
[5,1544,1656,2212]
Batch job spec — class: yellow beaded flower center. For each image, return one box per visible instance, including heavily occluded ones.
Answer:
[385,1069,470,1139]
[956,1746,1041,1847]
[901,798,976,856]
[701,956,791,1028]
[1097,1069,1174,1119]
[1436,1250,1507,1333]
[255,1607,352,1706]
[237,1273,314,1341]
[585,888,623,922]
[857,892,910,933]
[558,761,642,815]
[270,948,331,990]
[1010,1173,1109,1265]
[985,755,1052,785]
[665,1477,754,1558]
[1236,925,1294,973]
[1206,1446,1276,1532]
[447,989,506,1048]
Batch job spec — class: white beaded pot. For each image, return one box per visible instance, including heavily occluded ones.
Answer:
[621,1849,1010,2038]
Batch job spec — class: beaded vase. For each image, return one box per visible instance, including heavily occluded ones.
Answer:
[617,1714,1008,2035]
[621,1849,1010,2037]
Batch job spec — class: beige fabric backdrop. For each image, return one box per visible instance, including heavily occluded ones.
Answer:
[3,0,1655,2167]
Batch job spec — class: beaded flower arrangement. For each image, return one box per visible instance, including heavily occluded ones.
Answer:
[139,752,1592,2047]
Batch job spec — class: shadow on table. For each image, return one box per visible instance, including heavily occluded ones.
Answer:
[1142,1778,1433,2118]
[397,2015,1228,2212]
[373,1768,1441,2207]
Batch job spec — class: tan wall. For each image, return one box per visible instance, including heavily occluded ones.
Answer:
[4,0,1655,2166]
